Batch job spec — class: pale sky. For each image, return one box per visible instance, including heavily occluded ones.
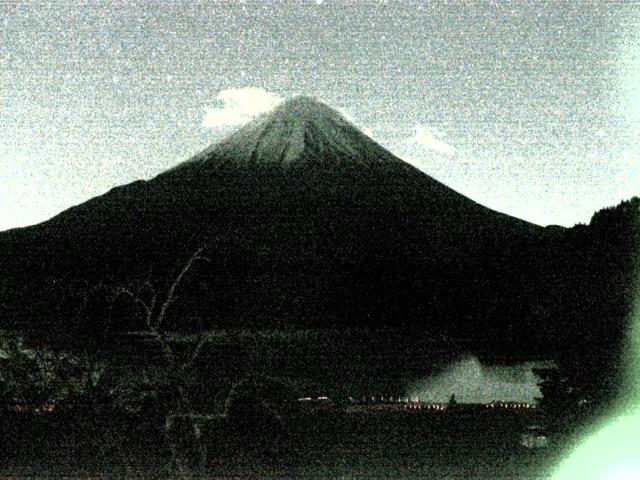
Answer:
[1,0,639,231]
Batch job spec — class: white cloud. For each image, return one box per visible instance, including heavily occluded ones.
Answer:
[405,124,456,155]
[201,87,284,129]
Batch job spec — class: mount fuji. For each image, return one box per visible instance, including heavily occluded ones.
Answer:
[1,96,551,353]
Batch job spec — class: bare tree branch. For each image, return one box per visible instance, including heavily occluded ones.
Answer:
[84,245,212,475]
[155,246,209,332]
[186,333,209,368]
[112,285,153,322]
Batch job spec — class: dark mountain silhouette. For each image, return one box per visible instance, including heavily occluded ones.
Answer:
[0,97,636,384]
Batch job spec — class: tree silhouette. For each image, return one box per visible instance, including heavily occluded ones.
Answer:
[85,246,214,476]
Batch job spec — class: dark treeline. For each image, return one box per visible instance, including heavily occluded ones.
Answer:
[534,197,639,414]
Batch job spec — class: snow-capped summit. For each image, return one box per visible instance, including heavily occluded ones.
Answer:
[182,96,402,168]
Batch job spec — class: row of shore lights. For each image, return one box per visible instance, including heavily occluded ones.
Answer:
[10,402,58,414]
[486,401,534,409]
[297,396,534,410]
[297,396,428,403]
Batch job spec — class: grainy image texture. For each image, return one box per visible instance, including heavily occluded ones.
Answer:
[0,1,638,479]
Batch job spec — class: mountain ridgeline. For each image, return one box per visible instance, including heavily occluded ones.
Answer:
[0,97,638,375]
